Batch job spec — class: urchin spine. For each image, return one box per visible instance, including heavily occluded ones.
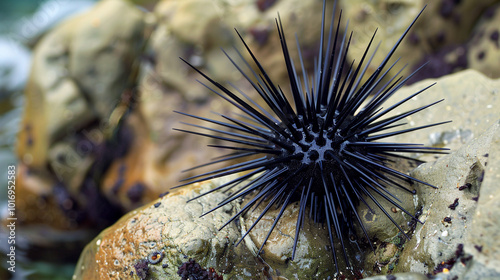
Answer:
[175,0,449,275]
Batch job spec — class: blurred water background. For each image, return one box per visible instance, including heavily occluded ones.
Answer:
[0,1,96,278]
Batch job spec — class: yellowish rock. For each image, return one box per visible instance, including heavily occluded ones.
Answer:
[13,0,146,229]
[17,0,145,169]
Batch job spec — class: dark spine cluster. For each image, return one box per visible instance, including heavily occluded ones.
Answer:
[175,0,449,274]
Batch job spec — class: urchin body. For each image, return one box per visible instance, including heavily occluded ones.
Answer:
[174,0,448,275]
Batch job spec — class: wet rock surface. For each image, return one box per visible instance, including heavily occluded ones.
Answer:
[74,70,500,279]
[362,70,500,278]
[340,0,500,83]
[396,121,499,277]
[13,0,146,229]
[1,0,146,267]
[17,0,145,170]
[244,199,341,278]
[75,177,367,279]
[463,124,500,276]
[74,180,267,279]
[468,3,500,78]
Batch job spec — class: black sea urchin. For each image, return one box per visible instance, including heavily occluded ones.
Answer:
[174,0,449,275]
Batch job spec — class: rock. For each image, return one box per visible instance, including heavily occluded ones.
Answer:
[465,121,500,273]
[350,69,500,255]
[13,0,97,47]
[73,180,264,280]
[101,111,161,210]
[17,0,145,170]
[380,70,500,152]
[125,0,245,197]
[372,70,500,278]
[395,121,495,273]
[167,0,229,47]
[12,0,146,226]
[151,0,331,99]
[468,3,500,79]
[411,0,498,48]
[15,0,146,209]
[339,0,500,82]
[354,158,417,242]
[2,1,147,269]
[8,162,68,228]
[133,0,335,193]
[90,4,500,277]
[364,272,429,280]
[244,199,340,278]
[76,175,381,279]
[76,65,500,279]
[357,70,500,278]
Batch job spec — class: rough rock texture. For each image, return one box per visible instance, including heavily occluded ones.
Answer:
[12,0,146,230]
[74,180,274,279]
[1,1,147,270]
[356,69,500,253]
[244,199,342,278]
[339,0,500,82]
[364,70,500,278]
[364,272,429,280]
[17,0,144,170]
[11,0,500,234]
[465,122,500,273]
[391,121,500,278]
[8,0,500,278]
[75,178,366,279]
[152,0,331,90]
[75,70,500,279]
[381,70,499,152]
[123,0,335,197]
[339,0,425,79]
[468,3,500,78]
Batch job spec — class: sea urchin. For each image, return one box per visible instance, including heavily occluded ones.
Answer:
[174,0,449,275]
